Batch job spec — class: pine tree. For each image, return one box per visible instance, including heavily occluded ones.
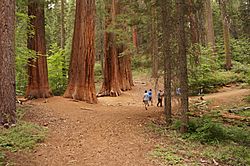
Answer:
[0,0,16,125]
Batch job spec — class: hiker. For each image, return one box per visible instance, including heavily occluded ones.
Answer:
[176,87,181,96]
[157,90,163,107]
[148,89,153,106]
[143,90,149,110]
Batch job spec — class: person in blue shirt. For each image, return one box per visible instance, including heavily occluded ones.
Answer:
[148,89,153,106]
[143,90,149,110]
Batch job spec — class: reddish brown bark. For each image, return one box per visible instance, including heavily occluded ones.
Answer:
[160,0,172,124]
[98,0,122,97]
[0,0,16,125]
[118,47,133,91]
[151,4,159,78]
[132,26,138,51]
[188,0,200,64]
[176,0,189,133]
[63,0,97,103]
[26,0,51,99]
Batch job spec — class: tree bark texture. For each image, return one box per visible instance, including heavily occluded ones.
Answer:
[176,0,189,133]
[160,0,172,124]
[60,0,65,49]
[204,0,216,51]
[64,0,97,103]
[116,1,133,91]
[26,0,51,99]
[219,0,232,70]
[188,0,201,64]
[151,4,159,78]
[118,47,133,91]
[98,0,128,97]
[132,26,138,52]
[0,0,16,125]
[61,0,67,77]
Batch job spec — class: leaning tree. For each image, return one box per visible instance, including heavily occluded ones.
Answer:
[26,0,51,99]
[64,0,97,103]
[0,0,16,125]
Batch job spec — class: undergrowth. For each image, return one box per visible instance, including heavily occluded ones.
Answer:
[0,108,46,164]
[147,114,250,166]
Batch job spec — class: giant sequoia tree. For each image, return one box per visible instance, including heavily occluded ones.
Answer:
[64,0,97,103]
[0,0,16,125]
[26,0,51,98]
[98,0,123,97]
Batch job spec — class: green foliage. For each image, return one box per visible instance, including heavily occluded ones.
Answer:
[94,63,103,83]
[185,116,250,145]
[0,152,4,166]
[146,122,169,136]
[48,44,67,95]
[188,41,250,94]
[150,146,182,165]
[202,144,250,166]
[15,12,36,95]
[132,54,151,70]
[244,95,250,103]
[0,122,46,152]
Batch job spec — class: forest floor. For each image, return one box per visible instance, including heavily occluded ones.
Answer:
[8,82,250,166]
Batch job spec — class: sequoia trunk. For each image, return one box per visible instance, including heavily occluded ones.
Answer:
[0,0,16,125]
[64,0,97,103]
[26,0,51,99]
[118,47,133,91]
[98,0,122,97]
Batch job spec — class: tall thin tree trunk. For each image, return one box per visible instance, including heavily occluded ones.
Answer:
[204,0,216,52]
[132,26,138,52]
[160,0,172,124]
[0,0,16,126]
[64,0,97,103]
[188,0,200,64]
[176,0,189,133]
[60,0,65,49]
[61,0,66,77]
[26,0,51,99]
[151,4,159,78]
[219,0,232,70]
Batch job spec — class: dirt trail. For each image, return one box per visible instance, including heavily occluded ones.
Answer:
[15,84,164,166]
[13,85,249,166]
[203,87,250,107]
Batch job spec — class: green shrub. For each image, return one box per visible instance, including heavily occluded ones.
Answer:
[0,152,4,166]
[48,44,67,95]
[94,62,103,82]
[185,117,250,145]
[187,119,226,143]
[150,146,182,165]
[0,122,46,152]
[132,54,151,70]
